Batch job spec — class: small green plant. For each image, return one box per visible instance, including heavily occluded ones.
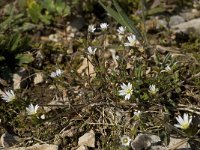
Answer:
[26,0,70,24]
[0,0,199,149]
[0,33,34,71]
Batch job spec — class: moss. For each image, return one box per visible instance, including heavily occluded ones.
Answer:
[181,40,200,53]
[180,40,200,87]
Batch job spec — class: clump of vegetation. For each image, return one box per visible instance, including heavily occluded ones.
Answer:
[0,0,199,149]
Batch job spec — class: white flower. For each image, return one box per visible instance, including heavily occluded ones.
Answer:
[174,113,192,130]
[134,110,141,118]
[117,26,126,34]
[26,103,39,115]
[161,65,171,73]
[121,135,131,147]
[50,69,62,78]
[87,46,97,55]
[148,85,159,95]
[100,23,109,30]
[1,90,15,102]
[124,34,139,47]
[88,24,96,33]
[119,83,133,100]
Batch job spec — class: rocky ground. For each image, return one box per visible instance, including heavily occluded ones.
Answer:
[0,0,200,149]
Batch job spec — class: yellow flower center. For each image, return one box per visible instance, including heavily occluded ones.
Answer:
[123,138,128,143]
[181,122,189,129]
[126,89,132,94]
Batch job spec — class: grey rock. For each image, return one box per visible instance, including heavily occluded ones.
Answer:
[171,18,200,36]
[168,137,191,150]
[131,134,191,150]
[70,16,85,30]
[131,134,152,150]
[180,9,200,21]
[169,15,185,27]
[0,132,20,148]
[7,144,58,150]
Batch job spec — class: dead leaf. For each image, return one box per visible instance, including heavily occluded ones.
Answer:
[77,58,96,78]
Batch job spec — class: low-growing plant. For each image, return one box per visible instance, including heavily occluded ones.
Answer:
[0,0,199,149]
[0,33,34,77]
[25,0,70,24]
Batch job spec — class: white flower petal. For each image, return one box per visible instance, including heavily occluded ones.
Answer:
[100,23,109,30]
[121,135,131,147]
[189,117,192,124]
[1,90,15,102]
[117,26,126,34]
[176,116,184,125]
[50,69,62,78]
[124,43,131,47]
[174,124,182,129]
[183,113,188,122]
[88,24,96,33]
[26,103,39,115]
[174,113,192,130]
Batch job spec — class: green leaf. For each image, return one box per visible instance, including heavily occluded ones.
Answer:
[99,1,122,25]
[18,0,27,10]
[147,7,166,16]
[28,2,42,23]
[39,13,52,25]
[112,0,143,41]
[0,4,14,32]
[9,33,21,52]
[0,56,5,61]
[160,130,170,146]
[141,92,149,101]
[56,2,70,16]
[163,53,171,65]
[15,53,34,65]
[41,0,55,13]
[99,0,143,41]
[14,22,36,32]
[0,13,24,33]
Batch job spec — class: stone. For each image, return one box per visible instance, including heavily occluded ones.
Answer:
[78,130,95,148]
[180,9,200,21]
[76,145,88,150]
[1,132,20,148]
[7,144,58,150]
[171,18,200,36]
[70,16,85,30]
[167,137,191,150]
[131,134,191,150]
[169,15,185,27]
[34,72,45,85]
[131,134,152,150]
